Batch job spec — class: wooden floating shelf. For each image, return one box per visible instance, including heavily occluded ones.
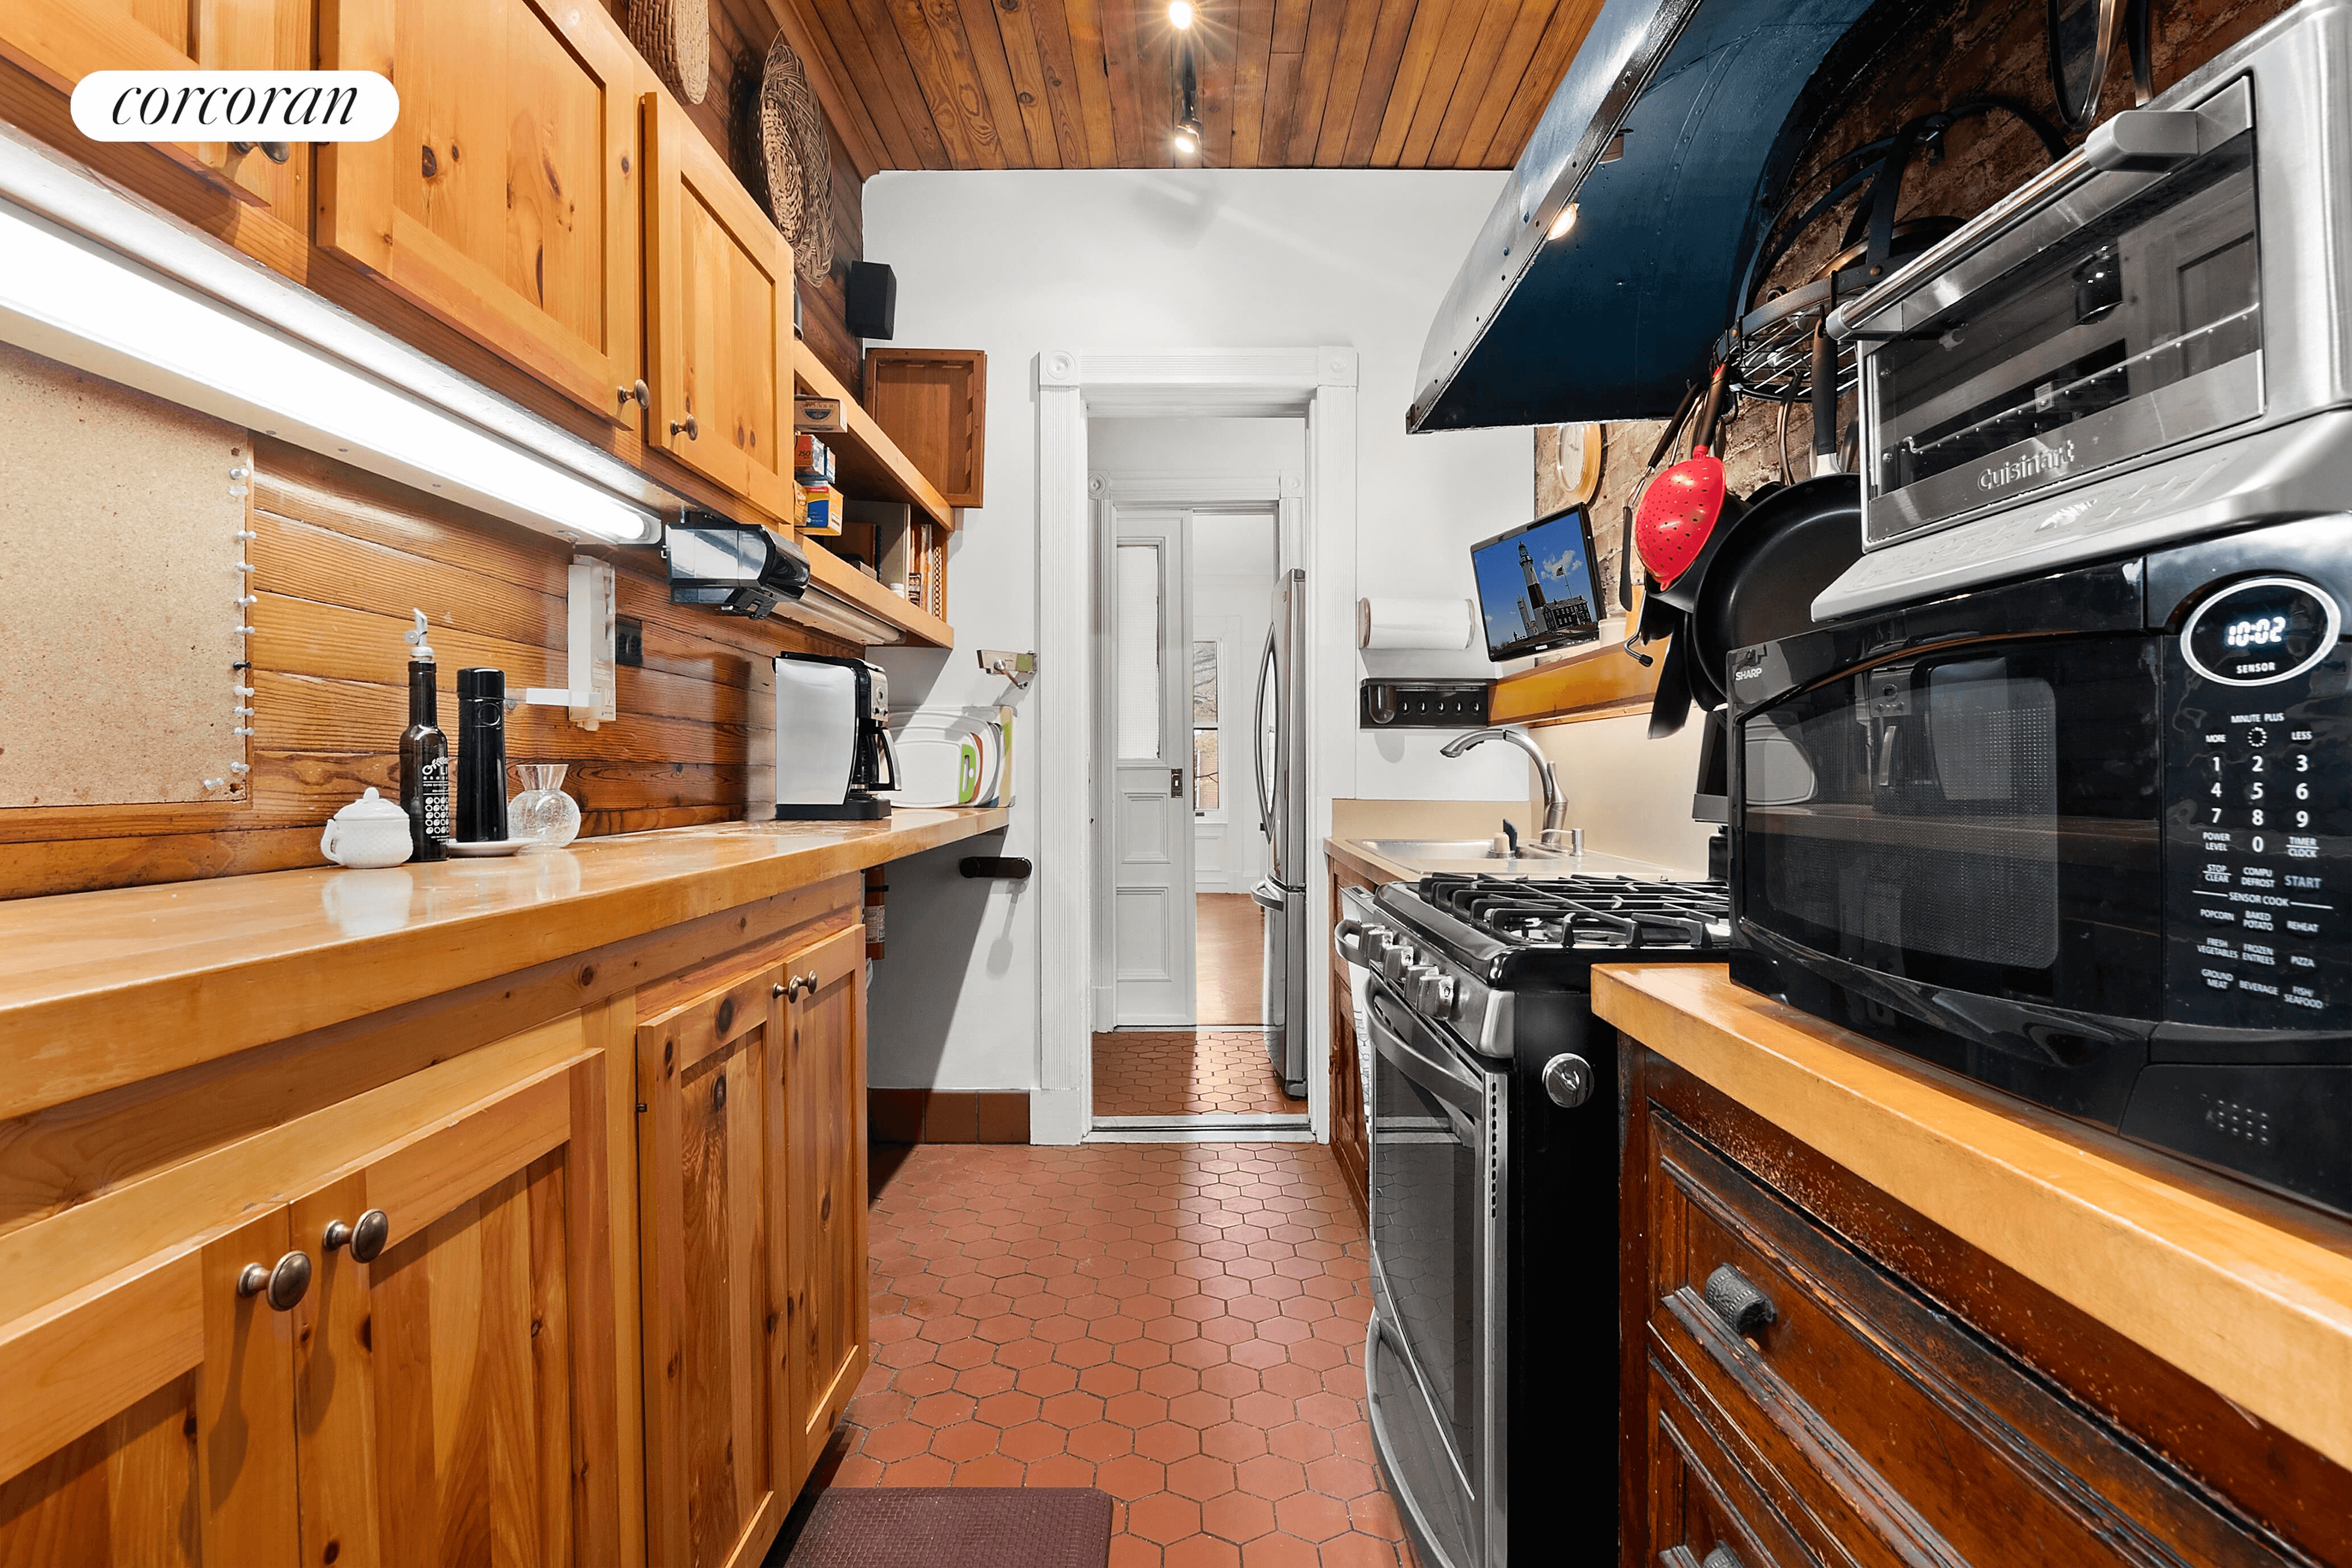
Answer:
[1489,632,1662,727]
[793,340,956,533]
[802,537,954,650]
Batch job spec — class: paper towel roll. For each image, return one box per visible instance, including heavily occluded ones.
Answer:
[1357,597,1474,650]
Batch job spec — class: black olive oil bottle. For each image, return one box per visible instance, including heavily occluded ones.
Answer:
[399,610,450,862]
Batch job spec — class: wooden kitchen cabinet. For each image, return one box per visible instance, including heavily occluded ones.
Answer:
[1621,1038,2352,1568]
[0,1208,303,1566]
[773,922,870,1495]
[316,0,643,424]
[0,0,310,216]
[642,89,798,523]
[290,1053,621,1568]
[636,953,786,1568]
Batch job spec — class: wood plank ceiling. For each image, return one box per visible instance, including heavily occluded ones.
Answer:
[781,0,1603,171]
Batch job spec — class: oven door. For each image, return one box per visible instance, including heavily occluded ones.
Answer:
[1734,608,2167,1119]
[1363,975,1501,1568]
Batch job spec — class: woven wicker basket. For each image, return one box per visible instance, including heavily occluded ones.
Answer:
[629,0,709,105]
[758,35,832,283]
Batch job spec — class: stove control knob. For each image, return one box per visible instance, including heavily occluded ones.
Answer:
[1542,1053,1595,1110]
[1405,966,1457,1020]
[1379,942,1418,981]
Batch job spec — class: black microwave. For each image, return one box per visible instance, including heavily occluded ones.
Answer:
[1727,514,2351,1215]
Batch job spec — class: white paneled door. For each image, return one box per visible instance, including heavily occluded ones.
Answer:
[1112,510,1196,1026]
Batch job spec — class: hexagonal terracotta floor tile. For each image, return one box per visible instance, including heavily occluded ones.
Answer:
[816,1144,1406,1568]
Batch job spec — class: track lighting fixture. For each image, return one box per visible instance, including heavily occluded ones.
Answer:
[1169,0,1194,27]
[1173,10,1202,162]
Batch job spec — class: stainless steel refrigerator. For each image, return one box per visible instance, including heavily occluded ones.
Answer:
[1251,568,1310,1098]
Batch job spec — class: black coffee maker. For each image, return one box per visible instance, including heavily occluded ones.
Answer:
[774,653,899,819]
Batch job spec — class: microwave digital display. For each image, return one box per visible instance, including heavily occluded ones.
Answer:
[2181,576,2342,686]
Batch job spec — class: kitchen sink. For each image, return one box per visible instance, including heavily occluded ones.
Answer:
[1348,837,1678,881]
[1356,838,1557,861]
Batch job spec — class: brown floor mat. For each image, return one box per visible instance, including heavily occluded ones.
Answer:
[769,1487,1112,1568]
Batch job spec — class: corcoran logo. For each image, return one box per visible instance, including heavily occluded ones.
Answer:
[1976,439,2077,492]
[69,71,398,144]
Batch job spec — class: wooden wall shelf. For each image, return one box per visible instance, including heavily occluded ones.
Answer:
[1489,632,1662,727]
[793,340,956,533]
[803,537,954,649]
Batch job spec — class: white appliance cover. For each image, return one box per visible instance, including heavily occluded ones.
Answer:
[774,658,856,806]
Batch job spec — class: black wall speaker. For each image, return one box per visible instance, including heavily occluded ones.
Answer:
[845,260,897,341]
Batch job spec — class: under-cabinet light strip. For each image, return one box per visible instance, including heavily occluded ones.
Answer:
[0,125,666,545]
[0,199,662,546]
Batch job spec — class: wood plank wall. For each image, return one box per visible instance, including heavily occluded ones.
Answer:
[0,430,850,902]
[600,0,872,392]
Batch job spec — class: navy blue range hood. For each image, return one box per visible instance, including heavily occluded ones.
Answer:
[1408,0,1895,431]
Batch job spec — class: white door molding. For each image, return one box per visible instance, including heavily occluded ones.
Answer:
[1033,346,1355,1145]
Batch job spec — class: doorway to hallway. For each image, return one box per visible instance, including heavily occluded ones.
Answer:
[1087,420,1309,1135]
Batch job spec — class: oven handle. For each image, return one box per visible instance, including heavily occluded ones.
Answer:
[1365,980,1484,1140]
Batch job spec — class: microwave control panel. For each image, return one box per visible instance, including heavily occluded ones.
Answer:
[2164,576,2351,1031]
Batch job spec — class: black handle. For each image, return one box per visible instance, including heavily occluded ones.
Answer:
[1702,1262,1777,1339]
[1690,361,1730,454]
[960,856,1032,880]
[1810,321,1840,467]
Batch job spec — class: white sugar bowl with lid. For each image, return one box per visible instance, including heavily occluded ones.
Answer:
[320,787,416,869]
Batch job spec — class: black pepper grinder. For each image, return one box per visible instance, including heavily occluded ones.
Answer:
[455,667,509,843]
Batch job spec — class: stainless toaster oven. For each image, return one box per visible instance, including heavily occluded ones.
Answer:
[1815,0,2352,622]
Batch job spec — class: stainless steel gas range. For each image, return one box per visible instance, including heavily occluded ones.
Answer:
[1338,872,1732,1568]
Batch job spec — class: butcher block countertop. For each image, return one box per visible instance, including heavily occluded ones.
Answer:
[0,808,1008,1119]
[1595,963,2352,1476]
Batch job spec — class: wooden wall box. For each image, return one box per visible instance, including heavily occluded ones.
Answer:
[863,349,986,507]
[0,0,310,218]
[643,90,798,524]
[315,0,642,425]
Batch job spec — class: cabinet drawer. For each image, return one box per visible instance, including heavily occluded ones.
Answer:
[1646,1112,2295,1568]
[1650,1360,1814,1568]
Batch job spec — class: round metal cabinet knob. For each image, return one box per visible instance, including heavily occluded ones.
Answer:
[237,1251,312,1311]
[1541,1052,1595,1109]
[324,1208,391,1264]
[671,414,699,440]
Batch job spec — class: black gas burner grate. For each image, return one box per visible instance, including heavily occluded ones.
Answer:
[1417,873,1732,951]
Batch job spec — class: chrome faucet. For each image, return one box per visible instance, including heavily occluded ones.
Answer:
[1442,726,1575,852]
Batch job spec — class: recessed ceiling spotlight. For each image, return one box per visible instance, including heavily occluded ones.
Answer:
[1169,0,1195,27]
[1548,202,1579,241]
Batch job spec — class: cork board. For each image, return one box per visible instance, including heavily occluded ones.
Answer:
[0,343,249,806]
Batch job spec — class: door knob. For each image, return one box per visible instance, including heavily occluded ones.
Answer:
[324,1208,391,1264]
[671,414,699,439]
[237,1251,312,1311]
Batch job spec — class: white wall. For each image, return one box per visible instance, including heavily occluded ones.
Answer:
[1532,715,1715,878]
[865,168,1544,1095]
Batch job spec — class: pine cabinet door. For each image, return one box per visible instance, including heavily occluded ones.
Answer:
[316,0,642,423]
[642,90,797,522]
[287,1053,622,1568]
[637,960,784,1568]
[0,1208,303,1566]
[0,0,310,213]
[774,923,870,1495]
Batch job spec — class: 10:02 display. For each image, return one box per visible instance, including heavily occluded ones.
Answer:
[2223,614,2291,648]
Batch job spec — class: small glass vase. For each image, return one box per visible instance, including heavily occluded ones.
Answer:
[508,764,581,850]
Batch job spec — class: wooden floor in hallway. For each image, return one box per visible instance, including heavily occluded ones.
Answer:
[1197,893,1263,1027]
[790,1142,1417,1567]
